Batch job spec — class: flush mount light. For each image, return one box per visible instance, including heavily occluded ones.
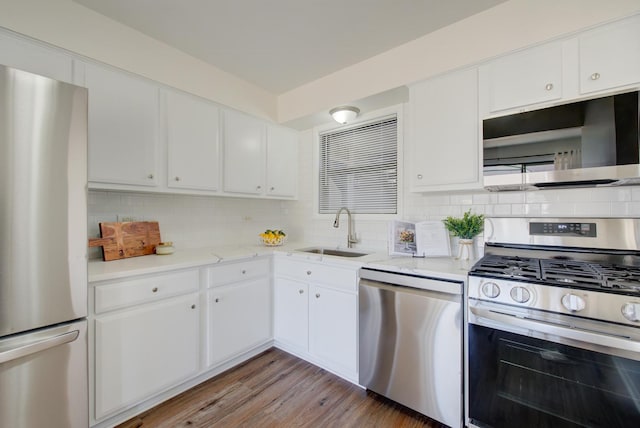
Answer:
[329,106,360,124]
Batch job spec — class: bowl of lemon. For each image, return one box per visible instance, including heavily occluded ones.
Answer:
[259,229,286,246]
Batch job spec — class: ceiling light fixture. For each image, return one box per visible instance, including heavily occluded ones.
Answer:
[329,106,360,124]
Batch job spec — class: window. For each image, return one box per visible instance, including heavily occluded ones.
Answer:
[319,116,397,214]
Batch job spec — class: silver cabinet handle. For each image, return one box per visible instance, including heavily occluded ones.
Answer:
[175,176,181,181]
[215,298,220,303]
[152,287,158,293]
[148,173,154,179]
[417,174,423,180]
[191,304,196,309]
[545,83,553,91]
[315,293,320,298]
[306,270,312,275]
[242,270,246,274]
[299,289,304,294]
[590,72,601,80]
[256,185,262,190]
[0,330,79,364]
[270,187,275,191]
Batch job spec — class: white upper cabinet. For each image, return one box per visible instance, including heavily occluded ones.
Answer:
[82,63,159,187]
[409,67,481,192]
[0,31,73,83]
[165,90,220,192]
[579,14,640,95]
[266,125,298,198]
[222,109,265,195]
[479,41,563,114]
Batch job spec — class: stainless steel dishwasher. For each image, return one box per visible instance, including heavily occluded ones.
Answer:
[359,267,463,428]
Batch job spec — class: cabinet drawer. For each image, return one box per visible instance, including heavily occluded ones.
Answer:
[94,269,199,314]
[275,258,357,292]
[208,257,270,287]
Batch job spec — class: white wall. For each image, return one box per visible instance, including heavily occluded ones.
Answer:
[87,191,303,259]
[278,0,640,123]
[0,0,276,119]
[296,113,640,255]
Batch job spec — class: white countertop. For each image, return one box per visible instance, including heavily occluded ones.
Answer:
[88,241,474,283]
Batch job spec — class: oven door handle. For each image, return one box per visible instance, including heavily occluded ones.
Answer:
[470,306,640,355]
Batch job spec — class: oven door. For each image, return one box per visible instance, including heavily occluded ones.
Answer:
[468,301,640,428]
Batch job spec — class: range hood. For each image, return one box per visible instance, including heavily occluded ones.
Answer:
[482,91,640,191]
[484,164,640,191]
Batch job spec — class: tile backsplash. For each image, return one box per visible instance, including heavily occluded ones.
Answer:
[88,190,300,259]
[88,185,640,259]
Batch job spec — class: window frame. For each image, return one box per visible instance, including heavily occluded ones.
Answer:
[312,104,404,221]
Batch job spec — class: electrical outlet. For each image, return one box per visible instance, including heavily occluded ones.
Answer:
[119,215,137,222]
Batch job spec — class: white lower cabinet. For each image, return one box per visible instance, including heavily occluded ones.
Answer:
[274,257,358,381]
[274,277,309,352]
[94,293,199,420]
[206,258,272,367]
[308,284,357,376]
[90,255,359,426]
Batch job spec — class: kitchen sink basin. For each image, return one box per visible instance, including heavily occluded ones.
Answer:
[297,247,369,258]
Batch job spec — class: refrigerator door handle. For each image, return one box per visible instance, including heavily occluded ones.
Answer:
[0,330,79,364]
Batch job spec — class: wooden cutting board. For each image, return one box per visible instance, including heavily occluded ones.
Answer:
[88,221,162,261]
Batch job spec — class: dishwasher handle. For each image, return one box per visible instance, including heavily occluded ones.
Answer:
[0,330,79,364]
[359,278,461,303]
[359,269,462,296]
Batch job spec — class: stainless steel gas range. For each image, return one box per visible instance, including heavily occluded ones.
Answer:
[466,217,640,428]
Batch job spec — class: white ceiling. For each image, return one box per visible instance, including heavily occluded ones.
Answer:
[74,0,506,94]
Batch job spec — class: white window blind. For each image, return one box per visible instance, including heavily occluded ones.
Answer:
[319,116,397,214]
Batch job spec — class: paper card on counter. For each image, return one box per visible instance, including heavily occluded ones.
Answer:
[388,220,417,256]
[415,221,451,257]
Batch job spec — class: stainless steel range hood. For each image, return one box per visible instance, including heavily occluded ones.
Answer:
[484,164,640,191]
[482,90,640,191]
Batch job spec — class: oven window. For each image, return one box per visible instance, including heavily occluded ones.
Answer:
[469,324,640,428]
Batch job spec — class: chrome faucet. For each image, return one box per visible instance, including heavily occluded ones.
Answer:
[333,207,358,248]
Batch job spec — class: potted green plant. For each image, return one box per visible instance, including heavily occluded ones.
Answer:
[442,210,485,260]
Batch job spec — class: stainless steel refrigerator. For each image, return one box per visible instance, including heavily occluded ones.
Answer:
[0,64,88,427]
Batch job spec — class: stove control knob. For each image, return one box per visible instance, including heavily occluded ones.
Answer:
[481,282,500,299]
[561,294,586,312]
[510,286,531,303]
[621,303,640,323]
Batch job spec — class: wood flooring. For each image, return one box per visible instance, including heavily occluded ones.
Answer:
[117,348,447,428]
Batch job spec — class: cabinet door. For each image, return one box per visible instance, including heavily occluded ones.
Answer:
[94,293,199,419]
[0,32,72,83]
[208,278,272,366]
[309,284,357,377]
[166,90,220,191]
[266,125,298,198]
[480,42,563,113]
[409,67,480,191]
[579,14,640,94]
[223,110,265,194]
[274,277,308,352]
[84,63,159,187]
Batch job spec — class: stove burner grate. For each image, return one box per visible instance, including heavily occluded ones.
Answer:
[472,255,640,295]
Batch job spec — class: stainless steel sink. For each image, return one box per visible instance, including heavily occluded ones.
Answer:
[297,247,369,258]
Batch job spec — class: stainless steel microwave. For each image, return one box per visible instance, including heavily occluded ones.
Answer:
[483,91,640,191]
